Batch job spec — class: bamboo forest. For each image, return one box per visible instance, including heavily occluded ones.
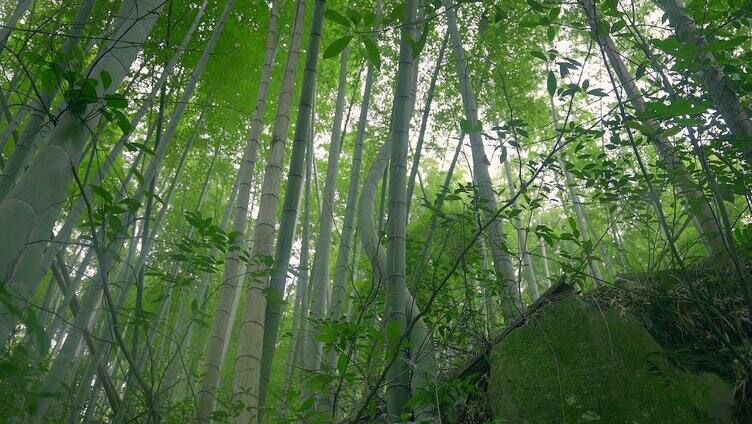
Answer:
[3,0,752,422]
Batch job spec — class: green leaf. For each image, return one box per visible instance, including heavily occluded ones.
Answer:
[132,168,144,185]
[547,26,556,42]
[548,7,561,20]
[41,68,57,92]
[323,35,354,59]
[610,20,625,33]
[405,35,419,55]
[324,9,351,27]
[526,0,544,12]
[460,119,472,134]
[460,119,483,134]
[479,14,490,37]
[72,79,98,108]
[567,216,577,231]
[145,190,165,205]
[27,311,49,353]
[661,127,681,137]
[346,8,361,25]
[362,36,381,70]
[547,70,557,97]
[100,70,112,90]
[635,63,646,79]
[337,354,349,375]
[90,185,113,204]
[362,11,377,26]
[298,397,315,412]
[315,331,338,343]
[112,109,133,135]
[625,119,652,136]
[494,5,508,21]
[108,215,123,233]
[262,286,284,306]
[105,93,127,109]
[530,50,548,61]
[387,3,406,23]
[605,0,618,13]
[412,21,431,59]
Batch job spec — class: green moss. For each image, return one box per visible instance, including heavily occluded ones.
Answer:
[488,296,734,423]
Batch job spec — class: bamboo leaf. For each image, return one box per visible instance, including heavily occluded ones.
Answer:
[587,88,607,97]
[547,70,557,97]
[112,109,133,135]
[530,50,548,62]
[362,36,381,70]
[499,146,508,164]
[460,119,472,134]
[323,35,354,59]
[100,70,112,90]
[105,93,127,109]
[41,68,57,91]
[362,11,376,26]
[90,185,113,204]
[323,9,351,27]
[346,8,360,25]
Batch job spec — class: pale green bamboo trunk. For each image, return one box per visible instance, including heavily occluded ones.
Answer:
[177,170,241,399]
[383,0,420,417]
[250,0,326,420]
[281,125,314,398]
[191,0,280,417]
[322,26,379,417]
[357,129,439,422]
[195,0,303,420]
[443,0,522,318]
[298,44,350,414]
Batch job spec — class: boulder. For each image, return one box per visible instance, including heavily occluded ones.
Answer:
[489,296,735,423]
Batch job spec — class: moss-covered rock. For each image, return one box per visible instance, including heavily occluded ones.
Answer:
[489,296,735,423]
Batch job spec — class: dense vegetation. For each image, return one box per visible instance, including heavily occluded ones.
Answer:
[0,0,751,422]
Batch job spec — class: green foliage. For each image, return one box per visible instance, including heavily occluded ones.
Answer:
[322,6,384,69]
[0,346,48,422]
